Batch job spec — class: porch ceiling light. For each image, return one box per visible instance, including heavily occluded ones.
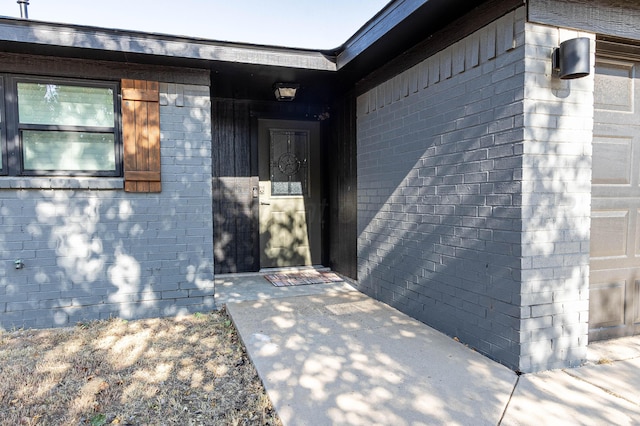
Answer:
[274,83,299,101]
[552,37,591,80]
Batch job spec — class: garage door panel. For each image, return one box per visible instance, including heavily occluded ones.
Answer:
[590,56,640,341]
[591,258,640,272]
[592,196,640,208]
[593,126,637,144]
[595,60,634,113]
[635,281,640,325]
[590,210,628,258]
[589,281,625,329]
[592,189,640,200]
[592,136,632,185]
[634,211,640,259]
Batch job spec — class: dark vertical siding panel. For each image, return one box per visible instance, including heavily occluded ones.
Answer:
[211,100,221,179]
[212,100,252,273]
[218,101,236,177]
[213,99,259,273]
[233,102,258,272]
[213,98,336,274]
[328,93,358,279]
[234,102,251,176]
[213,100,234,273]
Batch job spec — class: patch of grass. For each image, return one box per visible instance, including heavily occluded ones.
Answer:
[0,310,281,426]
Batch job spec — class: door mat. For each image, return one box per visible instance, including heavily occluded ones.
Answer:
[264,270,344,287]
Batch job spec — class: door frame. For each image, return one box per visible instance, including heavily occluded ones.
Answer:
[255,117,325,270]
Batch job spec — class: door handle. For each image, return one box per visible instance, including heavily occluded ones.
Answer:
[260,201,270,205]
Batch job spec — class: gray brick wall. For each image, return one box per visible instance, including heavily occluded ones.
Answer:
[357,7,595,373]
[0,82,214,329]
[357,9,528,370]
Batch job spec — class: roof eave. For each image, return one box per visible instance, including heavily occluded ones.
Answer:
[337,0,425,69]
[335,0,491,75]
[0,16,337,72]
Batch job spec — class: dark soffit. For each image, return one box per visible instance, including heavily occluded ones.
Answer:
[0,0,497,101]
[335,0,489,80]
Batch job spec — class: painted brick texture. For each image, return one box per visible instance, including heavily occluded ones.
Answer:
[357,9,527,370]
[520,25,594,372]
[0,83,214,329]
[357,7,594,372]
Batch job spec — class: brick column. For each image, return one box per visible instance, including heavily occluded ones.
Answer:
[519,25,594,372]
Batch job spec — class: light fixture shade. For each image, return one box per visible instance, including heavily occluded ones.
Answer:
[553,37,591,80]
[274,83,299,101]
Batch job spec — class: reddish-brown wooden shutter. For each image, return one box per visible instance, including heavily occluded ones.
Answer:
[121,79,161,193]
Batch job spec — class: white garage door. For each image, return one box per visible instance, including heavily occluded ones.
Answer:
[590,56,640,341]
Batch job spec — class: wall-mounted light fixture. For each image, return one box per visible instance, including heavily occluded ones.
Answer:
[274,83,299,101]
[552,37,591,80]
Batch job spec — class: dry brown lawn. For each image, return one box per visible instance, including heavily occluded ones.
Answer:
[0,309,281,426]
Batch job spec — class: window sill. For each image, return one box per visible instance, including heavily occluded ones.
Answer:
[0,177,124,190]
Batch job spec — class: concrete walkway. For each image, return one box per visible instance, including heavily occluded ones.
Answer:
[216,273,640,425]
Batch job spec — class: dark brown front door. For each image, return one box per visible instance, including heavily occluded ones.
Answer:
[589,57,640,340]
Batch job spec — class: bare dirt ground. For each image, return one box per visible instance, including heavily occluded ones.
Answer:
[0,309,281,426]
